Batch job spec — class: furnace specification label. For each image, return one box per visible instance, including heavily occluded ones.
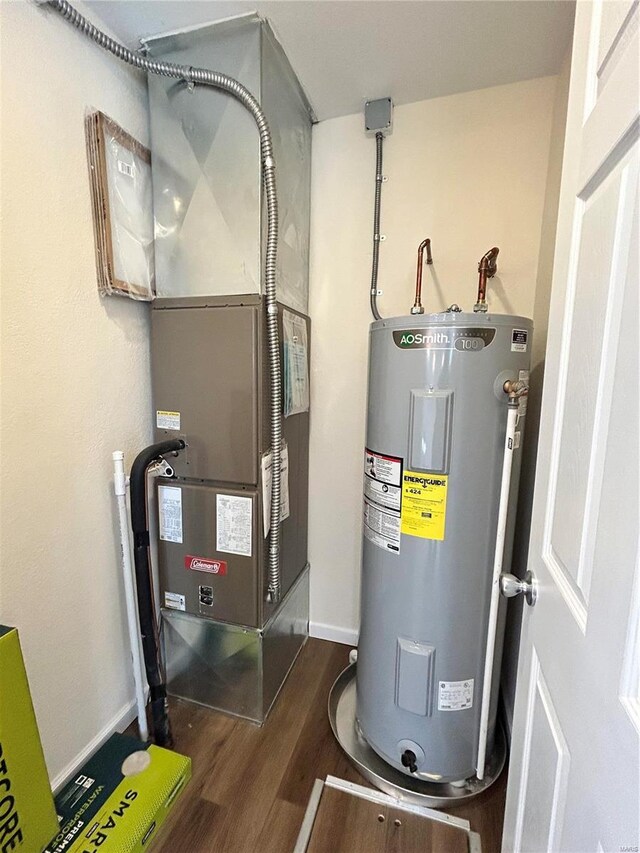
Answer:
[363,449,403,554]
[401,471,449,541]
[216,494,252,557]
[158,485,183,544]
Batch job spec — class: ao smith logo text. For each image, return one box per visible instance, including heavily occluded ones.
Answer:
[392,328,496,350]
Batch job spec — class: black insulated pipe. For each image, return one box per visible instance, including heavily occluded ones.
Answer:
[369,131,385,321]
[130,439,185,747]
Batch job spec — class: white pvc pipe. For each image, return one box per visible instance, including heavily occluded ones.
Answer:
[113,451,149,742]
[476,402,519,780]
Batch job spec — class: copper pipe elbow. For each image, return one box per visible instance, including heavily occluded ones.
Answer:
[475,246,499,312]
[412,238,433,314]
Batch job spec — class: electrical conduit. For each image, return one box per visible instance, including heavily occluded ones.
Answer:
[46,0,284,603]
[369,132,384,321]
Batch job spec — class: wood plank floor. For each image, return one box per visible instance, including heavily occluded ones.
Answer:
[148,639,506,852]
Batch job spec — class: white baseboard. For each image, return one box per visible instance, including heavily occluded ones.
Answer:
[51,699,138,793]
[309,621,359,647]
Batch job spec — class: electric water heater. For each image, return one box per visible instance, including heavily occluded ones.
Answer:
[357,311,532,783]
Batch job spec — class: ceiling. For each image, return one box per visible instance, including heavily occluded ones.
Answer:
[88,0,575,121]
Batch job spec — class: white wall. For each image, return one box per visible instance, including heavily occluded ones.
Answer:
[308,76,559,642]
[0,1,151,785]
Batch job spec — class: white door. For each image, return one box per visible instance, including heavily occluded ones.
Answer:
[502,2,640,851]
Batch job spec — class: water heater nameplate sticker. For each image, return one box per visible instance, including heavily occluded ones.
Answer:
[164,592,185,611]
[511,329,528,352]
[392,328,496,351]
[158,485,183,543]
[216,494,252,557]
[156,410,181,430]
[438,679,474,711]
[401,472,448,540]
[363,449,403,554]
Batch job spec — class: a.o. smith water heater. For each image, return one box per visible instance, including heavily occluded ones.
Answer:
[357,311,531,783]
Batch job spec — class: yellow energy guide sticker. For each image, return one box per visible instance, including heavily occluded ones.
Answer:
[401,471,449,540]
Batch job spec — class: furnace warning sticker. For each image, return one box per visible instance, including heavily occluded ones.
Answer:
[438,679,474,711]
[401,472,449,541]
[156,410,181,430]
[158,485,183,543]
[216,494,252,557]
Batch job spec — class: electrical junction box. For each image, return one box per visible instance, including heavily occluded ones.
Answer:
[365,97,394,136]
[0,624,58,853]
[43,734,191,853]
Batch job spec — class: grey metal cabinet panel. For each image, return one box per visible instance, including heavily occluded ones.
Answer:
[158,480,259,627]
[152,302,260,485]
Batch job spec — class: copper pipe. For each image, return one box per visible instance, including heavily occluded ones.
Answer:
[475,246,499,312]
[412,238,433,314]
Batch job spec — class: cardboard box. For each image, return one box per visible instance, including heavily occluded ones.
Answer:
[0,624,59,853]
[45,734,191,853]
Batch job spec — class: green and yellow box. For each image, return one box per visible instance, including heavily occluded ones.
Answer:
[44,734,191,853]
[0,624,59,853]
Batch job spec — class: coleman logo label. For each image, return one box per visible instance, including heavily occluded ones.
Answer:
[392,327,496,350]
[184,556,227,575]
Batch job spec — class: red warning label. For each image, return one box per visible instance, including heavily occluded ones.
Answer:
[184,555,227,575]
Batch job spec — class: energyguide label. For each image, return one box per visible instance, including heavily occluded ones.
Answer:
[401,472,449,541]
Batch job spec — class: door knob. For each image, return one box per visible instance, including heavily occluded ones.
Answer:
[500,571,537,606]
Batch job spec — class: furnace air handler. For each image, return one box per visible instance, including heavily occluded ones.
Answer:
[356,311,531,785]
[143,16,314,723]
